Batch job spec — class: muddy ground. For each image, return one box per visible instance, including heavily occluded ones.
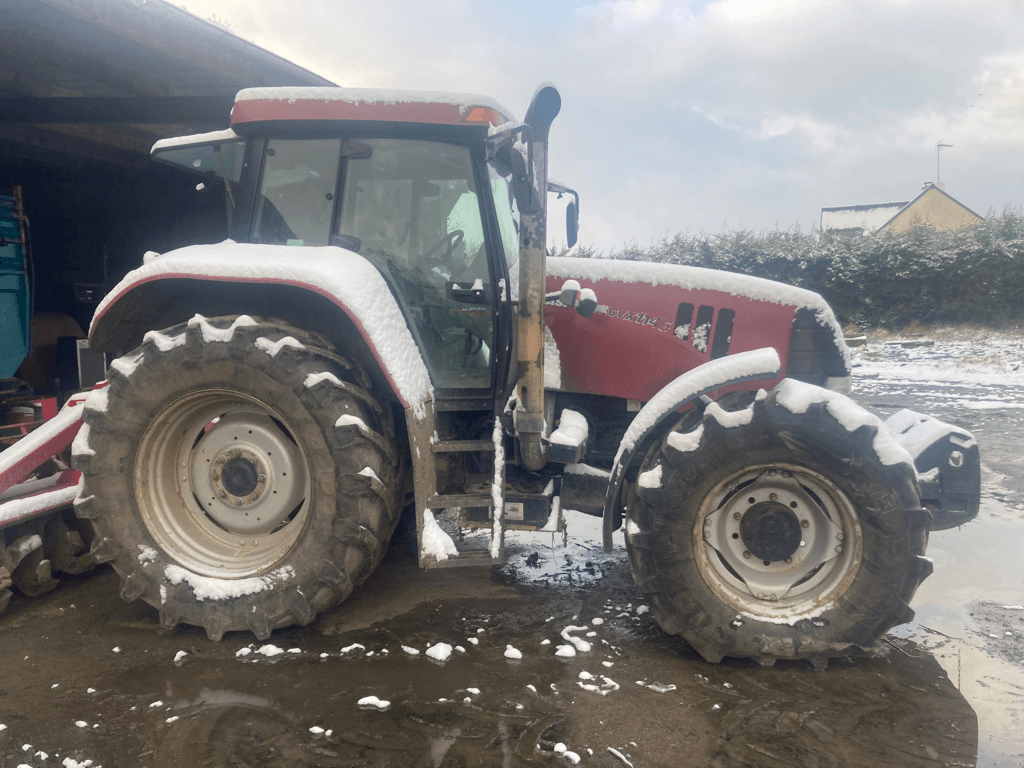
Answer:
[1,332,1021,768]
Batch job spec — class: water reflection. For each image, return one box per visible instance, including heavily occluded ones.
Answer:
[135,605,978,768]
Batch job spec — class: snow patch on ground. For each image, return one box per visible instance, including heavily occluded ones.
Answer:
[426,643,452,662]
[357,695,390,711]
[502,509,624,586]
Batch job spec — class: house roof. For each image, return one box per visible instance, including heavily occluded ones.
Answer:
[820,201,910,234]
[877,183,985,231]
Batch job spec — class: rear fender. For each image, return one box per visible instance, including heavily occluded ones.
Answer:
[602,348,782,551]
[89,242,433,416]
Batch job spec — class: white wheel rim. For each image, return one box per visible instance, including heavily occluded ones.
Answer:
[694,463,862,620]
[135,390,311,579]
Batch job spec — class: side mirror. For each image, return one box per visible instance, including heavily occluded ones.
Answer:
[565,200,578,247]
[547,180,580,249]
[559,279,581,307]
[554,280,598,319]
[576,288,597,318]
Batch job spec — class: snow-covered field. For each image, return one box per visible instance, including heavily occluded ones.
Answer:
[852,325,1024,388]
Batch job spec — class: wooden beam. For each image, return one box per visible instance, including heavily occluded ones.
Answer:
[0,97,234,125]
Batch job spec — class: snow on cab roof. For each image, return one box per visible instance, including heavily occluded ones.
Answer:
[231,86,517,128]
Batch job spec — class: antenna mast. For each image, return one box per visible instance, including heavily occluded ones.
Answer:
[936,140,953,183]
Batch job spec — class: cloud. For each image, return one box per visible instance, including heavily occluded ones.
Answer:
[177,0,1024,248]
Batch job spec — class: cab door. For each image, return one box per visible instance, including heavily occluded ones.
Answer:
[334,138,504,393]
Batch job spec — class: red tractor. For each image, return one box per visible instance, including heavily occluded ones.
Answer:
[8,83,980,666]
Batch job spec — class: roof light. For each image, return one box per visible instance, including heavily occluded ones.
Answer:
[463,106,502,126]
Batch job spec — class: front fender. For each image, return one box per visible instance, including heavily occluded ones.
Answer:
[90,242,433,414]
[602,347,782,551]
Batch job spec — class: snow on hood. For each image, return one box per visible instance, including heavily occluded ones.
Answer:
[94,242,433,412]
[548,256,850,367]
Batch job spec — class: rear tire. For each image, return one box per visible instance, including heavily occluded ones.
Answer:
[73,314,403,640]
[626,383,932,667]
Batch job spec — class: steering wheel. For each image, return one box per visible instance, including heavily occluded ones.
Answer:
[419,230,464,275]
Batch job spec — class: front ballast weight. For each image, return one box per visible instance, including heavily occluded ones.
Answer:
[885,409,980,530]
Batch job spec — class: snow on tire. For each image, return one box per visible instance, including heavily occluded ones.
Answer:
[72,314,403,641]
[625,384,932,668]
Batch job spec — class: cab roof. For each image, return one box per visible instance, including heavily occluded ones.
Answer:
[231,86,516,129]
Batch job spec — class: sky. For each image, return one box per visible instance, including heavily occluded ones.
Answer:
[181,0,1024,252]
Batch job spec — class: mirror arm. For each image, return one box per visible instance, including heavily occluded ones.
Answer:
[485,123,533,160]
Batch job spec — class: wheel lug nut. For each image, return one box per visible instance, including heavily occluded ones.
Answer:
[835,545,843,553]
[743,551,751,559]
[769,493,778,501]
[733,512,742,521]
[801,520,810,528]
[836,532,844,541]
[786,557,793,563]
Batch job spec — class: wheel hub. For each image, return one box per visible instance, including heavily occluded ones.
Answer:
[213,449,267,503]
[740,502,802,563]
[187,408,308,539]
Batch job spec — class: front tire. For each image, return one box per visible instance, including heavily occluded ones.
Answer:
[73,315,403,640]
[626,382,932,667]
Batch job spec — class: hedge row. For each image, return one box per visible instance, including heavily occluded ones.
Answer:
[569,208,1024,328]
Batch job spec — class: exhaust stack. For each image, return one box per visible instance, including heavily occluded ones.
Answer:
[516,84,561,471]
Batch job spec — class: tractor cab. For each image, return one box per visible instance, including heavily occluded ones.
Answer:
[151,89,571,401]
